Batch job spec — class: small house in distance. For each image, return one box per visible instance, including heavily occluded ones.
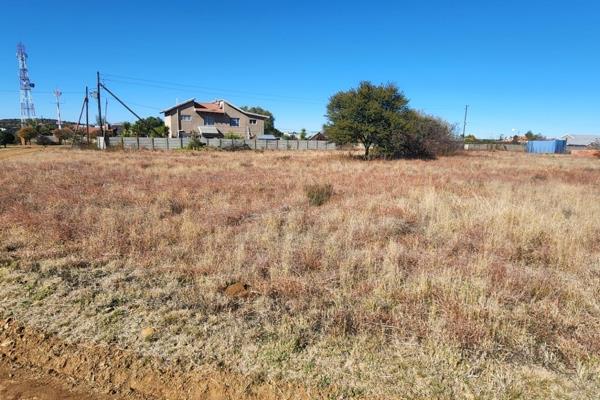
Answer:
[161,99,269,139]
[561,134,600,149]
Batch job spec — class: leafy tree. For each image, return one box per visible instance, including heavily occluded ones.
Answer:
[0,130,14,147]
[299,128,308,140]
[240,106,281,136]
[17,126,36,145]
[464,134,478,143]
[131,117,169,137]
[325,82,458,159]
[524,130,544,141]
[121,122,133,137]
[324,81,410,157]
[52,127,74,145]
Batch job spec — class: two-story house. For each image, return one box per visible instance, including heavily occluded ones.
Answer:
[161,99,269,139]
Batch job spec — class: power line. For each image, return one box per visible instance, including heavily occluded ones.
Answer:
[101,73,324,104]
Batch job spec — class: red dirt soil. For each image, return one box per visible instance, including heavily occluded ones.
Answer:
[0,318,326,399]
[0,360,115,400]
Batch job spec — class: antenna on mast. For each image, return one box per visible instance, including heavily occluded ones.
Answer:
[16,42,36,127]
[54,89,63,129]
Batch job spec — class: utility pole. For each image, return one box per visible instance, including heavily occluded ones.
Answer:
[462,105,469,139]
[85,86,90,143]
[54,89,62,129]
[104,98,108,128]
[96,71,105,139]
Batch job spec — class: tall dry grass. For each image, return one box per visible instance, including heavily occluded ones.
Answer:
[0,148,599,398]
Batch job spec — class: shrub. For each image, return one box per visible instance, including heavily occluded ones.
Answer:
[378,113,461,159]
[186,135,205,150]
[35,135,56,146]
[52,127,74,145]
[224,132,242,139]
[305,183,333,206]
[0,130,15,147]
[17,126,36,145]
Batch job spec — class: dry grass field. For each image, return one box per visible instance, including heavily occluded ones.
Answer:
[1,147,599,398]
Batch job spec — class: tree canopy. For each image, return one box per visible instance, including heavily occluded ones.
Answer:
[524,130,545,141]
[52,127,75,144]
[131,117,169,137]
[17,126,37,145]
[240,106,281,137]
[324,81,410,157]
[325,81,458,158]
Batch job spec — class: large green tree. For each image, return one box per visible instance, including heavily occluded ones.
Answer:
[131,117,169,137]
[240,106,281,136]
[324,81,410,157]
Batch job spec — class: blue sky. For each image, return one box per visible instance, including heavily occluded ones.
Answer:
[1,0,599,137]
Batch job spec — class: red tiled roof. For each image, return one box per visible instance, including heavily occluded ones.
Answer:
[198,102,222,110]
[195,102,224,114]
[194,108,224,114]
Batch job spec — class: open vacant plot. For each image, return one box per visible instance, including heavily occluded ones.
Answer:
[1,148,599,398]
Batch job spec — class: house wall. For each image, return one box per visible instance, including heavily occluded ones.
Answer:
[164,101,267,138]
[164,101,197,138]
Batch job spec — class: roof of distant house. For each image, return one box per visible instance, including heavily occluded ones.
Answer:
[195,102,224,114]
[562,134,600,146]
[161,99,269,119]
[160,98,196,114]
[257,134,278,140]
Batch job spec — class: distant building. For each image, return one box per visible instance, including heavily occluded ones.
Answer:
[161,99,269,139]
[308,132,327,141]
[561,134,600,148]
[256,134,279,140]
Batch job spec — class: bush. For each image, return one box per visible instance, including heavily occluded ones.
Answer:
[0,131,15,147]
[35,135,56,146]
[52,127,74,145]
[378,114,460,159]
[224,132,242,139]
[305,183,333,206]
[186,135,205,150]
[17,126,36,145]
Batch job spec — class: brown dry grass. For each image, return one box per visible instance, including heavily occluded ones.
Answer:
[1,148,600,398]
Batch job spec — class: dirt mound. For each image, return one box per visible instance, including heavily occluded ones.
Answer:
[224,282,250,298]
[0,318,324,399]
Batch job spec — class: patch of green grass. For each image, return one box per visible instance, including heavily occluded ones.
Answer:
[305,183,334,206]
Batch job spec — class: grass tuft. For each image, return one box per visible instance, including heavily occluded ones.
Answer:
[304,183,334,206]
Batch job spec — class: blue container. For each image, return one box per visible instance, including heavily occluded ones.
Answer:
[526,140,567,154]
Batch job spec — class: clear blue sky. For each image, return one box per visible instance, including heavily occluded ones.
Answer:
[1,0,599,137]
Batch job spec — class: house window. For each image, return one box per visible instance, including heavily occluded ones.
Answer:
[230,118,240,127]
[249,119,257,125]
[180,115,191,121]
[204,115,215,126]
